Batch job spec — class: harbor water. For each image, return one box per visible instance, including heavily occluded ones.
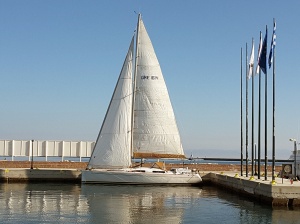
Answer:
[0,183,299,223]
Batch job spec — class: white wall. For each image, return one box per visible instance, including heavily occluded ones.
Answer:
[0,140,94,161]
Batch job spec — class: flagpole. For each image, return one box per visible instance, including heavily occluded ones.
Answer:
[258,67,261,179]
[257,31,262,179]
[271,42,276,182]
[251,38,255,177]
[271,19,276,183]
[240,47,244,176]
[264,25,268,181]
[246,43,249,177]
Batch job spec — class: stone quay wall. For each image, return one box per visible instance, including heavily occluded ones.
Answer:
[0,161,281,174]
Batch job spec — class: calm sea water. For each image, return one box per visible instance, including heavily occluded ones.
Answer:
[0,183,299,224]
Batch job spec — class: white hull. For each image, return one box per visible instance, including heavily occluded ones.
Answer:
[82,168,202,185]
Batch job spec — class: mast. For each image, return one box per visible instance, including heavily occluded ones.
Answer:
[131,14,141,158]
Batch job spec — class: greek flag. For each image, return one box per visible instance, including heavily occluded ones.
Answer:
[268,20,276,68]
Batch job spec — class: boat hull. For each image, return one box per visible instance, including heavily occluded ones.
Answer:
[81,169,202,185]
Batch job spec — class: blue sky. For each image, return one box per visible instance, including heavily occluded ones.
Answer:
[1,1,300,159]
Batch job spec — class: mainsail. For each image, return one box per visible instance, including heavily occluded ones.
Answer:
[88,38,134,169]
[132,15,185,159]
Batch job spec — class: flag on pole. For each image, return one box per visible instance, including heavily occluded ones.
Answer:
[248,39,255,79]
[256,32,262,74]
[268,20,276,68]
[258,27,267,75]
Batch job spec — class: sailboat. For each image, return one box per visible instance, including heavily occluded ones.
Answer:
[81,14,202,185]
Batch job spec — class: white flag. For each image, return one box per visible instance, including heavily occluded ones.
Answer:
[248,39,255,79]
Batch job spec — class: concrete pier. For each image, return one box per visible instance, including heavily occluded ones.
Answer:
[206,172,300,207]
[0,168,82,183]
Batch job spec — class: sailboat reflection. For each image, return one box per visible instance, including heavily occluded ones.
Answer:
[81,185,202,223]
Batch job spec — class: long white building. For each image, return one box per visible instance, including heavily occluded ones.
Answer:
[0,140,94,161]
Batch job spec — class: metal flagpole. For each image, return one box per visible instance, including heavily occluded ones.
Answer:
[257,31,262,180]
[264,26,268,181]
[251,38,255,177]
[240,47,244,176]
[246,43,249,177]
[271,46,276,182]
[258,64,262,179]
[271,19,276,183]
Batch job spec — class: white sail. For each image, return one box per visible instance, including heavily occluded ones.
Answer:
[88,37,134,169]
[132,15,184,158]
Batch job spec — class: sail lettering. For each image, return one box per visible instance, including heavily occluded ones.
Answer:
[141,75,158,80]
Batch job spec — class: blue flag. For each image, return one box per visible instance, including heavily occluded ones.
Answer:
[258,27,267,75]
[268,20,276,68]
